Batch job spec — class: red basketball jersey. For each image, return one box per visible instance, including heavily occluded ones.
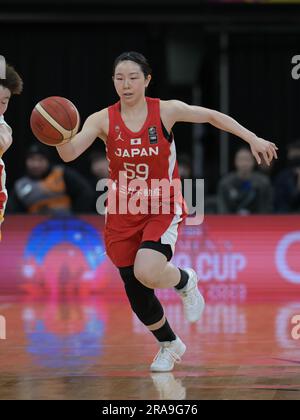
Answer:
[106,97,187,217]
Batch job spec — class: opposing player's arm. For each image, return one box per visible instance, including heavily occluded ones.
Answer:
[164,100,278,166]
[56,109,108,162]
[0,123,13,156]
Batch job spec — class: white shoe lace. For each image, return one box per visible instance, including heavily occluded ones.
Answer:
[153,345,182,366]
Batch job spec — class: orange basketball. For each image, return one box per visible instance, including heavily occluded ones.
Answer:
[30,96,80,146]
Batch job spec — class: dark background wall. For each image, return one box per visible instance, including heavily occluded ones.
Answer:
[1,1,300,193]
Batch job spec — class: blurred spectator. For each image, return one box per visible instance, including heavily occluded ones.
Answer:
[7,143,94,215]
[88,151,109,186]
[258,158,275,178]
[217,147,273,214]
[88,151,109,210]
[178,153,192,180]
[274,140,300,213]
[177,153,196,211]
[178,153,219,214]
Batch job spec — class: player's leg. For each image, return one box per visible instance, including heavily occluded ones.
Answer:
[135,245,204,323]
[134,214,205,323]
[105,232,182,369]
[118,263,186,372]
[132,244,187,372]
[134,215,186,288]
[133,243,204,371]
[134,244,183,289]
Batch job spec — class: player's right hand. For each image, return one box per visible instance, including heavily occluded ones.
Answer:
[249,136,278,166]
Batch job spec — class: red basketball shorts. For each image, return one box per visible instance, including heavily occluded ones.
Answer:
[104,212,184,268]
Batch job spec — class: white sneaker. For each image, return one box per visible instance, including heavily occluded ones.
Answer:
[150,336,186,372]
[176,268,205,323]
[151,372,186,400]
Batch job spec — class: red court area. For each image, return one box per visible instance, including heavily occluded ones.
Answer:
[0,215,299,400]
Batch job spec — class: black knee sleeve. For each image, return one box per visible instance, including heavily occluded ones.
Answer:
[119,266,164,326]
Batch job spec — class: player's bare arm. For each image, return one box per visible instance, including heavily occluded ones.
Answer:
[56,108,109,162]
[161,99,278,166]
[0,123,13,156]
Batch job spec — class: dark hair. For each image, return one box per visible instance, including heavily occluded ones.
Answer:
[0,64,23,95]
[26,143,51,161]
[113,51,152,79]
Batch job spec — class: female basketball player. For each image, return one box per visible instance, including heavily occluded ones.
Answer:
[56,52,278,372]
[0,63,23,240]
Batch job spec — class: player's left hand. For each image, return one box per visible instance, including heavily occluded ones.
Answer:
[249,136,278,166]
[0,124,12,155]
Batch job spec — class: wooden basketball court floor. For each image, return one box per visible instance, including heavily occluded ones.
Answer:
[0,294,299,400]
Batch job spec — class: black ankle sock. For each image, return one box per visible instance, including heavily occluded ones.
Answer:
[151,319,176,342]
[175,268,189,290]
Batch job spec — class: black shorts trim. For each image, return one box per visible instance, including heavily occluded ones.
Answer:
[139,239,173,262]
